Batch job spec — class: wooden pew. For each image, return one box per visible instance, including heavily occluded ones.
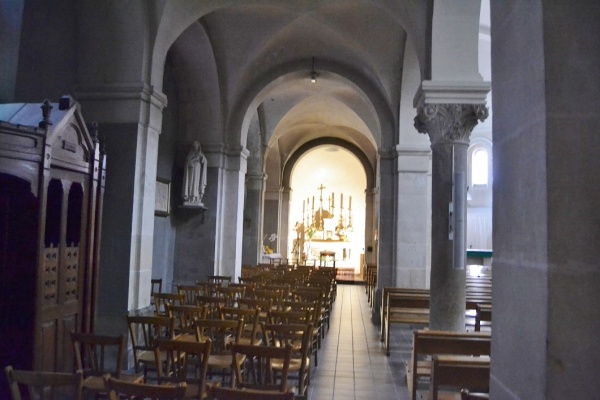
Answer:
[365,264,377,307]
[381,289,493,352]
[384,293,430,356]
[408,330,491,400]
[380,287,430,343]
[475,303,492,332]
[427,355,490,400]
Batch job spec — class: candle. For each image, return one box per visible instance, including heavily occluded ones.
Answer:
[312,196,314,210]
[331,192,334,208]
[341,193,343,209]
[303,200,305,213]
[349,196,352,210]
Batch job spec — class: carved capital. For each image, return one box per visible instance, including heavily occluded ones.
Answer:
[414,103,488,145]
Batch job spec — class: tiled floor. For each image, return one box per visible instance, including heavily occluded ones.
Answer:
[308,284,413,400]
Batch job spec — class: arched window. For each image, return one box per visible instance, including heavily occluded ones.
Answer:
[472,148,488,186]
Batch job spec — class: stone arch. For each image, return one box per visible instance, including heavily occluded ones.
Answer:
[282,138,375,192]
[230,58,397,153]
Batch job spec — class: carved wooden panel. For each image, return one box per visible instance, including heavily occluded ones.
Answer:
[61,314,77,371]
[64,246,79,302]
[40,320,58,371]
[42,245,59,307]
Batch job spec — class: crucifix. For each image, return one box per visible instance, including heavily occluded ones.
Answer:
[316,184,326,230]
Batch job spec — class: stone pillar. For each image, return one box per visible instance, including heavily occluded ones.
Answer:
[373,148,397,323]
[491,2,600,398]
[212,146,248,279]
[415,100,488,331]
[262,188,280,256]
[395,145,430,288]
[364,188,376,265]
[279,187,291,261]
[76,83,167,327]
[242,172,266,265]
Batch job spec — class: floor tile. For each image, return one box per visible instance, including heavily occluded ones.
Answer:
[308,284,411,400]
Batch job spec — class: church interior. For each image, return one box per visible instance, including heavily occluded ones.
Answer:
[0,1,599,399]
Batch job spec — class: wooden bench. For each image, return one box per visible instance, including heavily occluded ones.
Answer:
[365,264,377,307]
[475,304,492,332]
[380,287,430,343]
[426,355,490,400]
[384,293,430,356]
[408,330,491,400]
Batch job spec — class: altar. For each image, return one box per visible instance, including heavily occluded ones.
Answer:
[308,239,357,271]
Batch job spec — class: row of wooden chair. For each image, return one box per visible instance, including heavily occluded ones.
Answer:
[4,364,295,400]
[126,313,315,398]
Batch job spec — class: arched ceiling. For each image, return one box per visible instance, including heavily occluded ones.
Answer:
[163,1,432,183]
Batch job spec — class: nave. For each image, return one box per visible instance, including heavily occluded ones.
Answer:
[308,284,411,400]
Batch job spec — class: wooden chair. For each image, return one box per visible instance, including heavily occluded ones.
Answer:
[103,375,186,400]
[177,284,206,305]
[228,282,256,299]
[154,338,213,399]
[238,276,266,286]
[207,275,232,285]
[294,286,328,338]
[218,306,261,346]
[151,278,163,305]
[5,365,84,400]
[238,298,273,320]
[126,315,176,379]
[153,292,186,317]
[195,295,227,319]
[230,343,293,392]
[262,285,291,302]
[209,386,295,400]
[286,293,323,366]
[216,286,246,307]
[70,332,143,397]
[193,319,245,384]
[267,309,313,325]
[253,289,284,310]
[166,304,208,339]
[195,281,221,297]
[262,323,313,398]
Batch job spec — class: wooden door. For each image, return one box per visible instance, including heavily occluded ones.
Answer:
[36,179,87,372]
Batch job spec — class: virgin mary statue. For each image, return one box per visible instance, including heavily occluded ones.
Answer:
[182,141,207,206]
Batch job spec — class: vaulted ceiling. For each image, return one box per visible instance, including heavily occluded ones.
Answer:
[164,1,432,188]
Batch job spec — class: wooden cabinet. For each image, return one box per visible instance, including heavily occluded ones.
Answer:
[0,97,105,381]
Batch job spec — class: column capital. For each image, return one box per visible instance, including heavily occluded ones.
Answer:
[75,82,167,126]
[246,172,267,182]
[414,103,488,145]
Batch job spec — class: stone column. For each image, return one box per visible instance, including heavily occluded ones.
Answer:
[395,145,430,288]
[242,172,266,265]
[364,188,376,265]
[373,148,397,323]
[279,186,291,261]
[415,101,488,331]
[213,146,248,279]
[77,83,167,326]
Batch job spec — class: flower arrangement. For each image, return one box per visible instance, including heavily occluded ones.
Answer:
[263,233,277,254]
[305,225,315,240]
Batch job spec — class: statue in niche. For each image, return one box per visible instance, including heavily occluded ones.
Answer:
[182,141,207,207]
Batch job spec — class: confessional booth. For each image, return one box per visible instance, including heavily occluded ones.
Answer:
[0,97,105,382]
